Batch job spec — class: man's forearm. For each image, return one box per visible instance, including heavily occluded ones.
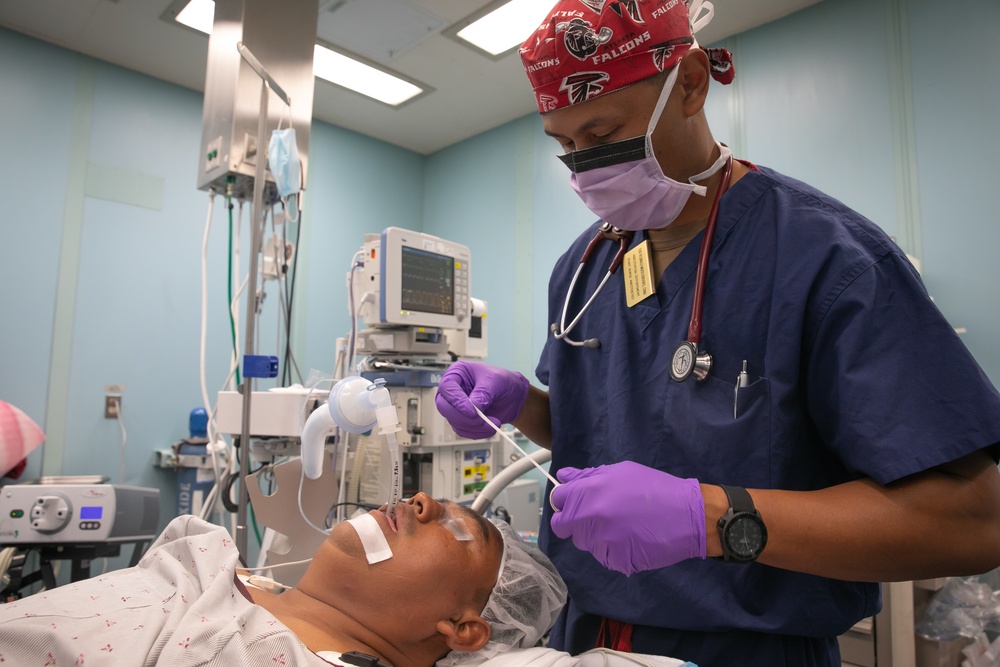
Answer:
[512,386,553,449]
[703,449,1000,582]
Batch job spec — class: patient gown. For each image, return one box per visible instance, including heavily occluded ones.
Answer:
[0,515,341,666]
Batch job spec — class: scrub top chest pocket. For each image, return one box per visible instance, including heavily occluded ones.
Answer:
[662,365,770,487]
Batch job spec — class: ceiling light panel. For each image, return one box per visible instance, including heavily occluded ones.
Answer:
[313,44,425,106]
[174,0,215,34]
[450,0,552,58]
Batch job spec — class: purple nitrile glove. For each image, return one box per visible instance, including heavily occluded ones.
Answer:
[434,361,530,439]
[549,461,706,576]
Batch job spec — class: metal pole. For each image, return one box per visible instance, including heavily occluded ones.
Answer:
[232,41,292,561]
[235,77,269,560]
[237,42,290,107]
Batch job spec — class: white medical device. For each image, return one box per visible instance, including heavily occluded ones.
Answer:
[357,227,472,332]
[0,483,160,544]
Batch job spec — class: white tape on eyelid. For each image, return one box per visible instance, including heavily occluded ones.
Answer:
[442,515,474,541]
[346,514,393,564]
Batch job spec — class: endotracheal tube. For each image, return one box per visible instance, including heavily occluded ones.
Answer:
[367,381,402,522]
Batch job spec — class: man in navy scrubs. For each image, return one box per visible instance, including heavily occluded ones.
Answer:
[436,1,1000,665]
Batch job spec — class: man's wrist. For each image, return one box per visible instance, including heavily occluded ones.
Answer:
[511,386,552,448]
[701,483,726,558]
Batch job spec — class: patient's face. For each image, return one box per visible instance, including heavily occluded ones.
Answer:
[321,493,503,623]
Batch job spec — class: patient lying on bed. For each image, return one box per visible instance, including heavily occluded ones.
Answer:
[0,492,566,667]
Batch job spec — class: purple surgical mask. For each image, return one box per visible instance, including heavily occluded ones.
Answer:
[558,65,731,232]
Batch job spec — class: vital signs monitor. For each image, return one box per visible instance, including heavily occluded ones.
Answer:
[358,227,472,331]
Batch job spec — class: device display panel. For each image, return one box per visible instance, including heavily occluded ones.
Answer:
[400,246,455,316]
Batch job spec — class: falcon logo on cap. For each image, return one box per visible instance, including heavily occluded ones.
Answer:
[580,0,607,12]
[559,71,611,104]
[556,18,614,61]
[609,0,644,24]
[651,35,694,70]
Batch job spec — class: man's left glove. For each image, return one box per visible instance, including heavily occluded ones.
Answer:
[434,361,529,439]
[549,461,706,576]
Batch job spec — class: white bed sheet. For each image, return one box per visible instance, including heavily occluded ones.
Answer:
[452,647,695,667]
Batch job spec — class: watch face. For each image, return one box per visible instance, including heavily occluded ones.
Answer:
[726,514,765,559]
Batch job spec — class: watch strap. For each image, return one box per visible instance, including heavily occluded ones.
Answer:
[720,485,755,514]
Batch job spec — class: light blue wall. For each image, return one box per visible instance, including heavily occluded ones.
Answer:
[424,0,1000,390]
[1,29,78,483]
[2,0,998,559]
[906,0,1000,380]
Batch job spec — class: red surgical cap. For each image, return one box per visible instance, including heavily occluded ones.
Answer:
[519,0,734,113]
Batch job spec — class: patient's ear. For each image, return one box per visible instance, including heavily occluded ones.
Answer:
[436,610,492,653]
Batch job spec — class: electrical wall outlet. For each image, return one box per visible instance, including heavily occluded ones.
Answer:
[105,395,121,419]
[104,384,124,419]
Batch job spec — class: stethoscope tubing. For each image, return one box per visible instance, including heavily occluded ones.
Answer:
[556,266,613,341]
[553,224,632,344]
[686,155,734,345]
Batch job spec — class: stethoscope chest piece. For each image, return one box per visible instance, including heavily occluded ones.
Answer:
[670,340,712,382]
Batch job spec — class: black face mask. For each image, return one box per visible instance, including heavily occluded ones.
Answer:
[557,136,647,174]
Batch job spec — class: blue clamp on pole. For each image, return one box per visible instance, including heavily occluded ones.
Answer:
[243,355,279,379]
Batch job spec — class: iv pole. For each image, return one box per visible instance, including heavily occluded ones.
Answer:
[234,41,290,560]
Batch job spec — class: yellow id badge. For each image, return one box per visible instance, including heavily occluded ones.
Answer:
[623,240,655,307]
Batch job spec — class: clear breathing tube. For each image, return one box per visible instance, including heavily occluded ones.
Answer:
[371,391,402,522]
[341,378,400,521]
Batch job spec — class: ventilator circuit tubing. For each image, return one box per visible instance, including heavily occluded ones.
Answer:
[471,448,553,515]
[299,378,402,529]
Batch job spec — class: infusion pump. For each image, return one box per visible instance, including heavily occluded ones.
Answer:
[0,483,160,544]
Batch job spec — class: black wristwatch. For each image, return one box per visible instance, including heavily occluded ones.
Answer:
[716,485,767,563]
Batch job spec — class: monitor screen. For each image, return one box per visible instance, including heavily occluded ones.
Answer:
[80,506,103,520]
[400,246,454,316]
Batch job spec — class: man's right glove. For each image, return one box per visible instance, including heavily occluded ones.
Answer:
[550,461,707,576]
[434,361,529,439]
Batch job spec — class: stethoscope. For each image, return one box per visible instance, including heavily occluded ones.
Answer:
[550,223,634,349]
[551,156,734,383]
